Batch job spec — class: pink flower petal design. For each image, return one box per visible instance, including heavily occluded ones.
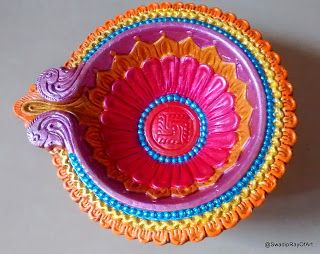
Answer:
[208,111,240,133]
[186,157,214,182]
[126,67,157,102]
[103,95,140,120]
[107,144,142,161]
[116,151,145,172]
[198,75,228,108]
[101,110,136,131]
[141,58,165,97]
[171,165,194,188]
[205,92,235,118]
[151,164,172,189]
[177,57,199,97]
[206,132,237,149]
[101,55,240,193]
[130,158,158,184]
[161,56,180,93]
[188,64,214,100]
[111,79,146,111]
[197,148,230,169]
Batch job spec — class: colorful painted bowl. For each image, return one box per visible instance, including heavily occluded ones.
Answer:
[14,3,297,245]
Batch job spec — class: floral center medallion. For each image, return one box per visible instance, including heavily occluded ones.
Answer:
[144,100,201,157]
[100,55,242,197]
[138,94,207,163]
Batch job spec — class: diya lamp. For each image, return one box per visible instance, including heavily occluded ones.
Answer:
[14,2,297,245]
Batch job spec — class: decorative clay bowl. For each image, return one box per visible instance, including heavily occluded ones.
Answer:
[14,2,297,245]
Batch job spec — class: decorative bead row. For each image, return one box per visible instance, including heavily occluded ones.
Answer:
[137,94,208,163]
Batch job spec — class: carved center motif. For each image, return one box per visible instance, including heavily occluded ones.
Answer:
[144,102,200,157]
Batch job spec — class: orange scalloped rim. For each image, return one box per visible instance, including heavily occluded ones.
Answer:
[61,2,297,244]
[16,2,297,245]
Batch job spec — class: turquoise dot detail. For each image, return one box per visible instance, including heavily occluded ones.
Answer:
[137,94,208,164]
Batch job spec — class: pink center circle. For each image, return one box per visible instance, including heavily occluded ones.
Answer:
[144,102,200,157]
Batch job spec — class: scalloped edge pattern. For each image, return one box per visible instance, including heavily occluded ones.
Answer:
[16,2,297,245]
